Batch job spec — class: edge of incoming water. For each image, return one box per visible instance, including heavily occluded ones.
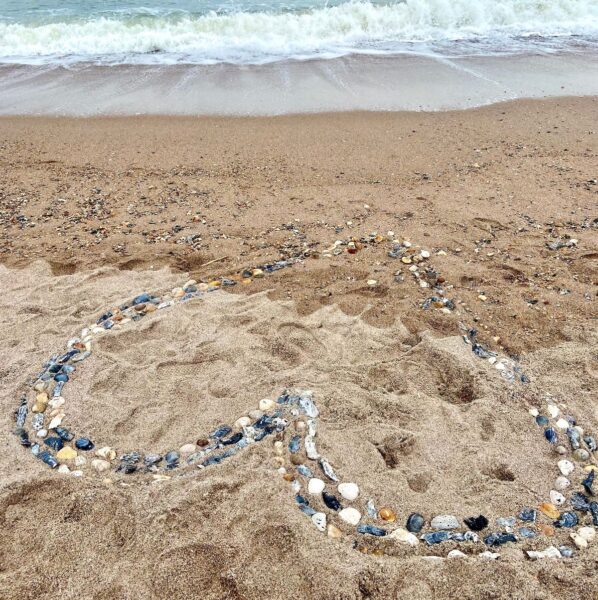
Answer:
[1,52,598,116]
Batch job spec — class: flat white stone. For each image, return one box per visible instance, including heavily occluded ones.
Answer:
[48,415,63,429]
[57,464,70,474]
[550,490,566,506]
[529,408,539,417]
[527,546,561,560]
[547,404,559,418]
[558,460,574,476]
[92,459,110,473]
[307,478,325,495]
[74,456,87,467]
[447,550,467,559]
[304,435,319,460]
[339,507,361,526]
[555,476,571,490]
[479,551,500,560]
[235,416,251,429]
[578,527,596,542]
[389,528,419,546]
[311,512,326,532]
[338,482,359,501]
[555,418,570,430]
[431,515,460,530]
[571,534,588,550]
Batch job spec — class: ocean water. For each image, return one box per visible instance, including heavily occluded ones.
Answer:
[1,0,598,65]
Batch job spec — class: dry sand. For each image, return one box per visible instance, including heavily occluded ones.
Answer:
[0,98,597,599]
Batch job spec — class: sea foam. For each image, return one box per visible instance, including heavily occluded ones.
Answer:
[1,0,598,64]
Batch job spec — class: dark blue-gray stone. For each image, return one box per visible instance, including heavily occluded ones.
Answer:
[165,451,179,464]
[582,470,595,496]
[39,450,58,469]
[75,438,94,451]
[297,464,313,478]
[15,397,28,427]
[483,532,517,546]
[535,415,549,426]
[555,511,578,528]
[571,492,591,512]
[518,508,537,522]
[567,427,581,450]
[144,454,162,466]
[406,512,425,533]
[116,462,137,474]
[55,426,74,441]
[295,494,309,506]
[322,492,341,511]
[299,504,316,517]
[518,527,536,539]
[53,381,65,397]
[357,524,387,537]
[44,436,64,451]
[584,436,597,452]
[210,425,232,439]
[559,545,574,558]
[544,428,558,444]
[421,531,450,545]
[132,293,151,305]
[289,435,301,454]
[590,502,598,526]
[15,427,30,447]
[464,515,489,531]
[221,432,243,446]
[121,452,141,463]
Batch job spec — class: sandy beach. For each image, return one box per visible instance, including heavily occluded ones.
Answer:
[0,98,597,599]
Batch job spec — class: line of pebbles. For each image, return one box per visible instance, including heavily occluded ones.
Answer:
[12,233,598,560]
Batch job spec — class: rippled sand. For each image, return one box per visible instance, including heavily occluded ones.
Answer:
[1,261,597,599]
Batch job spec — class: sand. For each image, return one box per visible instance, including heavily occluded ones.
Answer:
[0,98,597,599]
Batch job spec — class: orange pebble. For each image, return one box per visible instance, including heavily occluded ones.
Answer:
[537,523,555,537]
[378,507,396,522]
[539,502,560,519]
[283,473,294,482]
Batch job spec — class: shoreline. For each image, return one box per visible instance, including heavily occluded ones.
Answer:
[2,52,598,116]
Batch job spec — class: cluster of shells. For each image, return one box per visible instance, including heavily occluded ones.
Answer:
[13,233,598,559]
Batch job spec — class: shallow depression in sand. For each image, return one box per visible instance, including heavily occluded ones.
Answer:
[6,259,560,520]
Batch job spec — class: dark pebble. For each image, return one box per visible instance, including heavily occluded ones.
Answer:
[288,435,301,453]
[518,527,536,539]
[535,415,549,426]
[582,470,595,496]
[132,293,151,305]
[570,492,591,512]
[39,450,58,469]
[421,531,450,545]
[464,515,489,531]
[518,508,537,522]
[210,425,232,439]
[357,524,387,537]
[75,438,94,451]
[483,532,517,547]
[322,492,342,511]
[406,512,425,533]
[221,432,243,446]
[165,451,179,464]
[555,511,578,528]
[55,426,74,441]
[44,436,64,451]
[544,428,558,444]
[116,462,137,474]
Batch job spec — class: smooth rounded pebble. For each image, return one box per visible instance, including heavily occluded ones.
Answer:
[339,507,361,526]
[307,478,325,495]
[447,550,467,559]
[56,447,77,462]
[550,490,566,506]
[555,476,571,491]
[389,528,418,546]
[179,443,196,455]
[235,416,251,429]
[578,527,595,542]
[259,399,275,411]
[92,459,111,473]
[558,460,574,476]
[337,482,359,501]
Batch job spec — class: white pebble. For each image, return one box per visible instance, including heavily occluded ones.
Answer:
[338,482,359,501]
[36,429,47,438]
[71,470,84,477]
[447,550,467,559]
[558,460,574,476]
[578,527,596,542]
[529,407,539,417]
[92,459,110,473]
[547,404,559,418]
[479,551,500,560]
[555,476,571,490]
[57,464,70,474]
[304,435,319,460]
[259,398,275,411]
[389,528,419,546]
[420,250,430,259]
[311,512,326,532]
[48,397,65,409]
[570,534,588,550]
[179,443,196,455]
[526,546,561,560]
[550,490,566,506]
[235,416,251,429]
[48,415,63,429]
[96,447,116,460]
[74,456,86,467]
[555,418,570,430]
[308,478,325,495]
[339,507,361,526]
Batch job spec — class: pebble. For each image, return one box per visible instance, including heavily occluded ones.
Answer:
[406,513,425,533]
[535,415,549,426]
[56,447,77,462]
[179,444,196,455]
[421,531,450,545]
[558,460,574,476]
[484,532,517,547]
[496,517,516,529]
[44,436,64,451]
[304,436,319,460]
[235,416,251,429]
[518,527,536,539]
[447,550,467,559]
[327,524,342,539]
[339,507,361,526]
[555,512,578,528]
[36,429,47,438]
[573,448,590,461]
[357,524,387,537]
[547,404,560,418]
[539,502,560,519]
[579,527,595,542]
[479,551,500,560]
[555,445,567,455]
[526,546,562,560]
[322,491,342,511]
[308,478,325,495]
[259,399,275,411]
[378,507,396,522]
[431,515,460,530]
[559,546,574,558]
[571,534,588,550]
[311,512,326,532]
[549,490,566,506]
[319,458,338,482]
[75,438,94,451]
[96,447,116,460]
[74,456,87,467]
[338,482,359,501]
[385,528,417,547]
[92,459,111,473]
[57,464,70,474]
[556,418,570,430]
[555,476,571,491]
[544,428,558,444]
[518,508,536,522]
[48,415,63,430]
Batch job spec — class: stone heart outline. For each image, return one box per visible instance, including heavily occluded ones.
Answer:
[13,234,598,559]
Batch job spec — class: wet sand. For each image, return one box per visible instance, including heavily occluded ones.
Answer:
[0,98,597,599]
